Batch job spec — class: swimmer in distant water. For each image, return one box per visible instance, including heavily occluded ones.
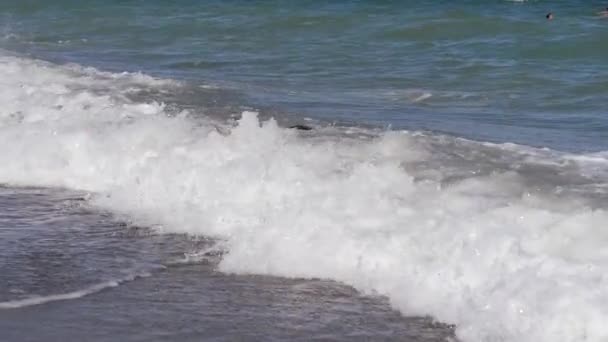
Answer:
[546,12,554,20]
[598,8,608,17]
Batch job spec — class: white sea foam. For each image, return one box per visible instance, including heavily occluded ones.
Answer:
[1,53,608,341]
[0,273,149,309]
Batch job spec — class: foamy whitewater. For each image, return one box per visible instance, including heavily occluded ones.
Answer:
[1,53,608,342]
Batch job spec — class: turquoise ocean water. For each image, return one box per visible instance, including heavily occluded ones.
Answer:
[2,0,607,151]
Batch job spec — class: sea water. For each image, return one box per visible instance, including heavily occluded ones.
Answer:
[0,1,607,341]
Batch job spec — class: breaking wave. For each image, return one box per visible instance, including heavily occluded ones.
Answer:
[0,52,607,341]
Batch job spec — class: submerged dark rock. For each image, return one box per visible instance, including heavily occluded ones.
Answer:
[288,124,313,131]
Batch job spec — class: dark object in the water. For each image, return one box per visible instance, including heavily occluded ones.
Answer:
[289,124,313,131]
